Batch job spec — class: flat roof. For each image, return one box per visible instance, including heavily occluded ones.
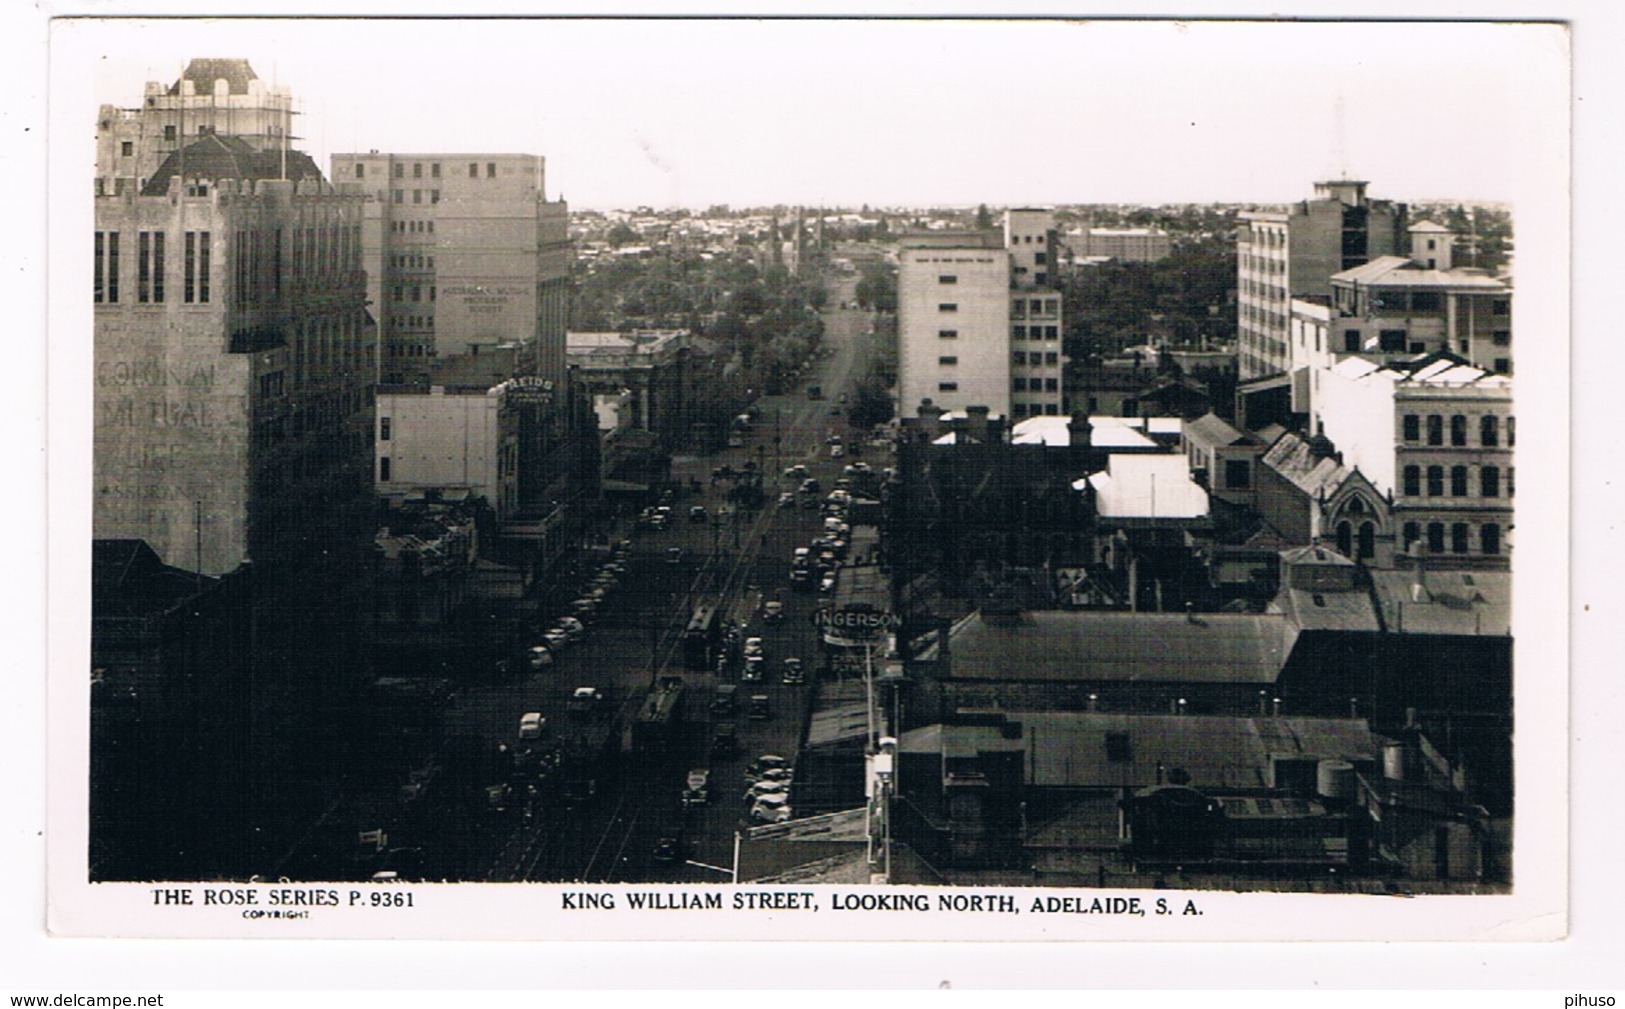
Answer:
[946,610,1288,684]
[901,713,1379,790]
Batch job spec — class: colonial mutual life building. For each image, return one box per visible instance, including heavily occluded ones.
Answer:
[91,60,378,879]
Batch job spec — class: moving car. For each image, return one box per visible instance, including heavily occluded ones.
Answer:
[518,712,545,740]
[652,836,683,863]
[747,694,772,720]
[762,601,785,624]
[743,637,764,658]
[526,645,553,669]
[781,657,805,684]
[682,769,711,807]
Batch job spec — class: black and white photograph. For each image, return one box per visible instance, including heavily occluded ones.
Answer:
[38,11,1580,953]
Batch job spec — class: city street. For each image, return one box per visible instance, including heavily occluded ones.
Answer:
[344,273,884,883]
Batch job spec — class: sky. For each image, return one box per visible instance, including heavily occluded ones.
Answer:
[60,16,1568,211]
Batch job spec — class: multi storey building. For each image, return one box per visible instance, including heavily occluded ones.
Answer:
[93,134,377,877]
[1315,354,1512,568]
[96,58,296,198]
[328,152,572,388]
[1287,222,1513,419]
[1069,226,1173,263]
[896,231,1010,417]
[897,210,1066,420]
[1236,180,1408,380]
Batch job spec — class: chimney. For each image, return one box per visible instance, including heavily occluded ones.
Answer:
[917,399,944,440]
[965,404,990,444]
[1067,410,1093,449]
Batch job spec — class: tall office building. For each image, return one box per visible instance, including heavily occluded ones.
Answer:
[896,209,1066,420]
[93,125,378,875]
[1236,180,1408,380]
[329,152,572,389]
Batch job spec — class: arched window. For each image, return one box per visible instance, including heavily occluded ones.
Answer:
[1482,524,1502,555]
[1335,521,1353,557]
[1427,522,1445,553]
[1357,522,1376,560]
[1347,496,1366,514]
[1481,466,1500,498]
[1427,466,1444,496]
[1403,521,1420,549]
[1451,523,1470,554]
[1481,415,1499,447]
[1403,466,1421,496]
[1450,415,1468,446]
[1451,465,1469,496]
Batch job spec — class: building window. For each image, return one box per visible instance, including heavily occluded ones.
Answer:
[1403,414,1420,442]
[1358,521,1375,560]
[1507,467,1515,497]
[1507,417,1515,446]
[1480,415,1499,446]
[1482,523,1502,555]
[1224,459,1251,490]
[1492,330,1511,346]
[1045,378,1058,391]
[1379,329,1407,351]
[1012,351,1026,365]
[379,457,391,482]
[938,303,958,313]
[1427,415,1443,445]
[1034,252,1046,264]
[393,163,404,179]
[184,231,196,302]
[1045,326,1058,340]
[1492,299,1510,316]
[413,163,422,178]
[938,329,957,339]
[1481,465,1500,497]
[938,274,957,284]
[1045,403,1059,415]
[1451,523,1469,554]
[937,382,958,392]
[1426,466,1444,497]
[380,418,391,441]
[197,232,209,302]
[164,125,176,141]
[120,140,133,157]
[938,356,958,366]
[469,162,479,178]
[137,231,151,303]
[1412,291,1442,312]
[1046,352,1058,365]
[1494,358,1510,375]
[354,163,364,178]
[487,162,497,178]
[1012,378,1027,392]
[1012,325,1026,339]
[431,190,440,204]
[1427,522,1445,554]
[431,163,441,178]
[1403,521,1420,549]
[393,189,403,204]
[1451,465,1468,496]
[1105,732,1131,762]
[413,189,423,204]
[1450,415,1467,446]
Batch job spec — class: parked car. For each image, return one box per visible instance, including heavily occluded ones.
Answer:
[750,794,792,824]
[690,505,709,523]
[743,779,790,803]
[747,754,790,779]
[526,646,553,670]
[742,655,765,682]
[762,601,785,624]
[743,637,764,658]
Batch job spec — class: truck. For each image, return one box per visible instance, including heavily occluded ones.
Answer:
[557,687,618,804]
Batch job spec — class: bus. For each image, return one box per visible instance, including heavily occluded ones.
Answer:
[682,603,721,671]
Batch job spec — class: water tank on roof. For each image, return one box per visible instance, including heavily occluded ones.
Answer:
[1316,759,1357,801]
[1382,740,1410,781]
